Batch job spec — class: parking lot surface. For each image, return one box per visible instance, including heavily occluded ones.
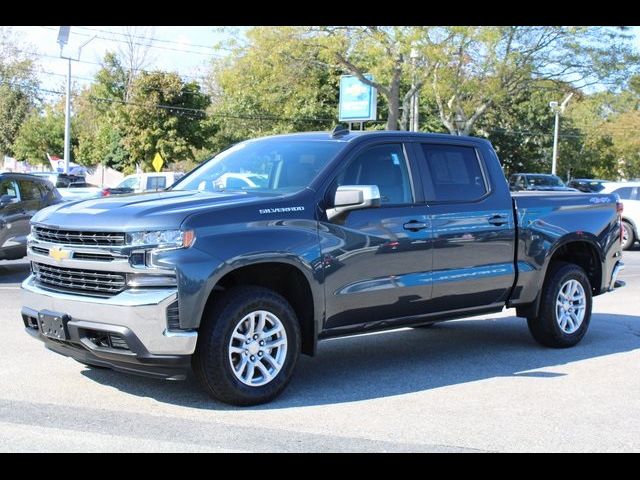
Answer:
[1,250,639,452]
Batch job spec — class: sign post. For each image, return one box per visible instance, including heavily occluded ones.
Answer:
[338,74,377,127]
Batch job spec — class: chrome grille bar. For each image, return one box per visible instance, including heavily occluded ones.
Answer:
[32,262,126,296]
[33,226,125,246]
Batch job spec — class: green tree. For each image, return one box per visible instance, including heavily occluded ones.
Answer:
[426,26,638,135]
[287,26,637,133]
[74,53,130,170]
[121,71,216,172]
[13,105,72,165]
[0,27,39,158]
[207,26,341,151]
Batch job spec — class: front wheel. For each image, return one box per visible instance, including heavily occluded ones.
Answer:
[527,262,592,348]
[193,286,301,406]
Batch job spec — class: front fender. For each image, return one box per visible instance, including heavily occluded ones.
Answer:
[157,220,325,332]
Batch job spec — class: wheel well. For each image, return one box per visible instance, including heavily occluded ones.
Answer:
[548,241,602,295]
[207,262,315,355]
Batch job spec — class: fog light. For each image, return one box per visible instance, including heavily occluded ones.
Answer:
[126,274,177,287]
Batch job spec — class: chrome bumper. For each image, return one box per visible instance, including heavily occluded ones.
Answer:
[21,275,197,355]
[609,261,625,291]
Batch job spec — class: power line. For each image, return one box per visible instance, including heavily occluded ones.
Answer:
[39,26,228,58]
[74,26,234,52]
[16,48,207,83]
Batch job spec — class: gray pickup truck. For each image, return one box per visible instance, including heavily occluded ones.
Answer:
[21,130,625,405]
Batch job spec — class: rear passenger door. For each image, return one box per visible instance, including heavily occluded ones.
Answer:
[415,141,516,311]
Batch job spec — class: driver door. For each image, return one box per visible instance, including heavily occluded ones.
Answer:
[319,142,433,330]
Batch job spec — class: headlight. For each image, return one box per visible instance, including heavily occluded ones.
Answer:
[126,229,195,249]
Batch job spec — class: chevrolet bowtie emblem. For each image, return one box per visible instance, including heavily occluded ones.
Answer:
[49,246,72,262]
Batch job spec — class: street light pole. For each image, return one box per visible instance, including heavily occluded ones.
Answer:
[551,103,560,175]
[550,93,574,176]
[63,57,71,174]
[57,27,95,174]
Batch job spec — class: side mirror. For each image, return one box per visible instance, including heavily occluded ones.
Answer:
[0,194,14,207]
[327,185,381,221]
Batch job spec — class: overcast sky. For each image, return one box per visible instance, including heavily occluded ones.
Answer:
[8,25,640,101]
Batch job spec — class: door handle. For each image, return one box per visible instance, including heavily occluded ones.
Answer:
[488,215,508,226]
[403,220,428,231]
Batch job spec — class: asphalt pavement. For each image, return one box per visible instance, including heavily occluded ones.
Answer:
[1,248,639,452]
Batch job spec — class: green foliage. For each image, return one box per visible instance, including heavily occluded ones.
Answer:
[425,26,638,135]
[74,53,216,172]
[0,27,39,156]
[13,104,73,164]
[208,26,340,151]
[74,53,130,170]
[121,71,216,171]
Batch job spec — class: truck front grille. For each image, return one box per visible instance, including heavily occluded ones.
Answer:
[32,262,126,297]
[33,227,125,246]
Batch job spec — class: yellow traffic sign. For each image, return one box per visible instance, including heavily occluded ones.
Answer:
[152,152,164,172]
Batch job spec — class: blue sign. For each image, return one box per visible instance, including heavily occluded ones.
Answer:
[339,74,377,122]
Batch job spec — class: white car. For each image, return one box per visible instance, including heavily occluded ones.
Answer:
[194,172,269,192]
[57,181,103,202]
[600,181,640,250]
[214,173,268,190]
[104,172,184,196]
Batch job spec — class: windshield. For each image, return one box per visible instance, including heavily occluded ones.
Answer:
[527,175,564,187]
[172,139,344,194]
[117,177,140,189]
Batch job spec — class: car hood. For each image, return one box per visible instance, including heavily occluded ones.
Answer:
[32,190,265,231]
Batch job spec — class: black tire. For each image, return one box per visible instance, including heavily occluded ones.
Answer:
[622,220,635,251]
[192,286,301,406]
[527,262,592,348]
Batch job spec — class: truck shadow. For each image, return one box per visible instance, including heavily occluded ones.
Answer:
[80,312,640,410]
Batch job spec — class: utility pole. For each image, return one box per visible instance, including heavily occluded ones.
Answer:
[550,93,574,175]
[57,26,96,174]
[410,48,420,132]
[57,27,71,174]
[64,57,71,174]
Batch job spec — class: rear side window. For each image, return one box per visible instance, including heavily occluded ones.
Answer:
[17,179,40,200]
[0,179,19,200]
[36,181,60,203]
[421,144,487,202]
[613,187,633,200]
[147,176,167,190]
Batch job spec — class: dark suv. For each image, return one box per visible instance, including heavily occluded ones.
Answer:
[29,172,85,189]
[0,173,62,261]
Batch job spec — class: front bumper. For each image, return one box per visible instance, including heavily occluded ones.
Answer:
[21,276,197,380]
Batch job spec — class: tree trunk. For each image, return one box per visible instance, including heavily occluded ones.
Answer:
[386,71,402,130]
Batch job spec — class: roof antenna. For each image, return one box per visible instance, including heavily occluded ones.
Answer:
[331,123,350,139]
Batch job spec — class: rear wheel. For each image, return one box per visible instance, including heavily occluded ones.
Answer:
[527,262,592,348]
[193,286,301,406]
[621,220,635,250]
